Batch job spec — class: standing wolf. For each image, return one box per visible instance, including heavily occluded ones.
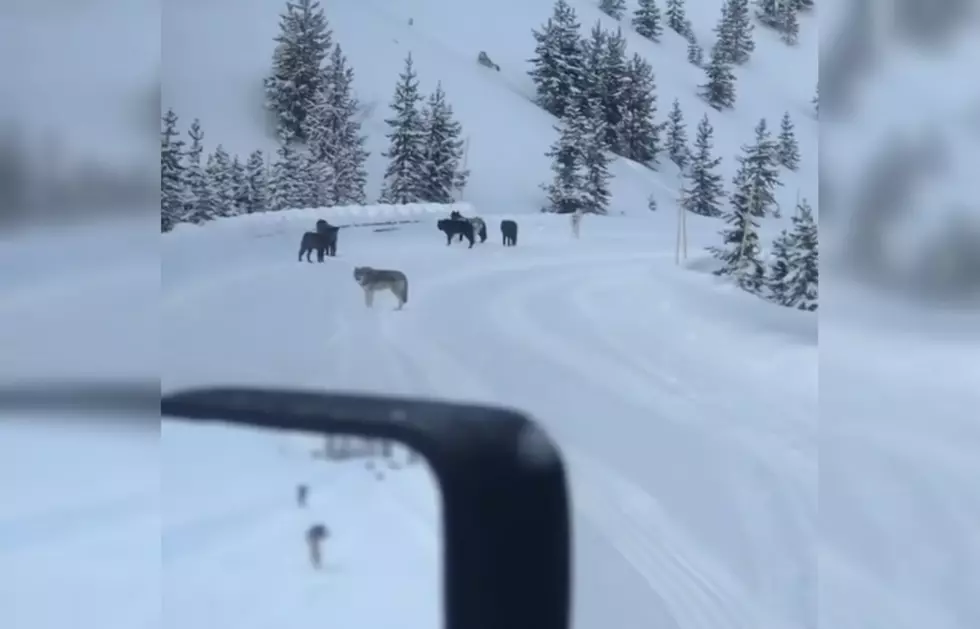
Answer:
[353,266,409,309]
[316,219,339,257]
[437,218,475,247]
[500,220,518,246]
[306,523,328,569]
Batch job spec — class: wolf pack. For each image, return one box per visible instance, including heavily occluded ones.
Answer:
[296,208,525,311]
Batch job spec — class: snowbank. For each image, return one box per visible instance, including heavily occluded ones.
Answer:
[167,202,474,239]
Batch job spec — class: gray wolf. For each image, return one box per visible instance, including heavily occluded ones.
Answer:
[306,523,328,569]
[468,217,488,243]
[353,266,409,309]
[297,484,308,507]
[437,218,474,247]
[477,51,500,71]
[500,219,518,246]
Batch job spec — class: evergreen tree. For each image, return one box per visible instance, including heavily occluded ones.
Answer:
[379,53,427,204]
[598,0,626,20]
[580,22,608,124]
[708,165,765,292]
[182,118,217,224]
[766,225,795,304]
[735,118,783,217]
[296,151,323,208]
[528,0,585,119]
[714,0,754,64]
[777,111,800,170]
[206,145,236,217]
[779,4,800,44]
[665,0,688,35]
[632,0,663,42]
[580,95,613,214]
[680,114,725,217]
[758,0,800,43]
[665,98,688,169]
[244,150,268,214]
[264,0,333,142]
[268,141,305,211]
[600,27,629,152]
[699,40,737,110]
[541,108,588,214]
[419,82,469,203]
[304,44,369,206]
[782,199,818,309]
[230,156,249,213]
[160,108,187,232]
[617,53,660,165]
[687,39,704,66]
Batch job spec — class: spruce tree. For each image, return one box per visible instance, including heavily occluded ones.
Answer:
[230,156,249,213]
[687,39,704,66]
[708,165,765,292]
[160,108,187,232]
[264,0,333,142]
[632,0,664,42]
[304,44,369,206]
[716,0,754,64]
[736,118,783,217]
[206,145,236,217]
[699,40,737,110]
[580,22,608,124]
[379,53,427,204]
[617,53,660,165]
[665,0,687,35]
[665,98,688,169]
[528,0,585,119]
[779,4,800,44]
[680,114,725,217]
[581,95,612,214]
[782,199,818,310]
[598,0,626,20]
[244,150,268,214]
[766,225,795,305]
[600,27,629,152]
[419,82,469,203]
[268,141,305,211]
[541,108,588,214]
[182,118,217,224]
[757,0,800,43]
[777,111,800,170]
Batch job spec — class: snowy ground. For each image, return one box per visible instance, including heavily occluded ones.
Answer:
[163,208,819,629]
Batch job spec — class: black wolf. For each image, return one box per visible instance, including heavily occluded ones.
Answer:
[306,523,329,569]
[501,220,518,246]
[437,218,475,248]
[316,219,339,257]
[298,232,328,262]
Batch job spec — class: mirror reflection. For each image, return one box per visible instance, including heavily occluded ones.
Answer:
[162,420,443,629]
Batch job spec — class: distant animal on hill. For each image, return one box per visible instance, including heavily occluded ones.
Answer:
[437,218,475,248]
[500,220,518,246]
[353,266,409,310]
[306,523,329,569]
[477,51,500,71]
[570,210,582,239]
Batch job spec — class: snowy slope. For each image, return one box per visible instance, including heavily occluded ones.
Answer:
[164,0,816,216]
[164,207,818,628]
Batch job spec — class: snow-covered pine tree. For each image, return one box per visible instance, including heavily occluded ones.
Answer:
[244,150,268,213]
[680,114,725,217]
[779,4,800,44]
[790,0,813,12]
[296,150,324,208]
[206,145,236,217]
[617,53,660,165]
[687,38,704,66]
[665,98,689,169]
[268,141,305,211]
[580,22,608,125]
[632,0,664,43]
[708,165,765,292]
[757,0,799,44]
[230,156,249,213]
[782,198,817,309]
[777,111,800,170]
[264,0,333,143]
[765,225,796,304]
[304,44,369,206]
[735,118,783,217]
[379,53,427,204]
[580,95,613,214]
[600,27,628,152]
[182,118,218,224]
[714,0,754,64]
[160,108,187,232]
[598,0,626,20]
[528,0,585,119]
[541,106,588,214]
[699,40,737,110]
[665,0,687,35]
[419,82,469,203]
